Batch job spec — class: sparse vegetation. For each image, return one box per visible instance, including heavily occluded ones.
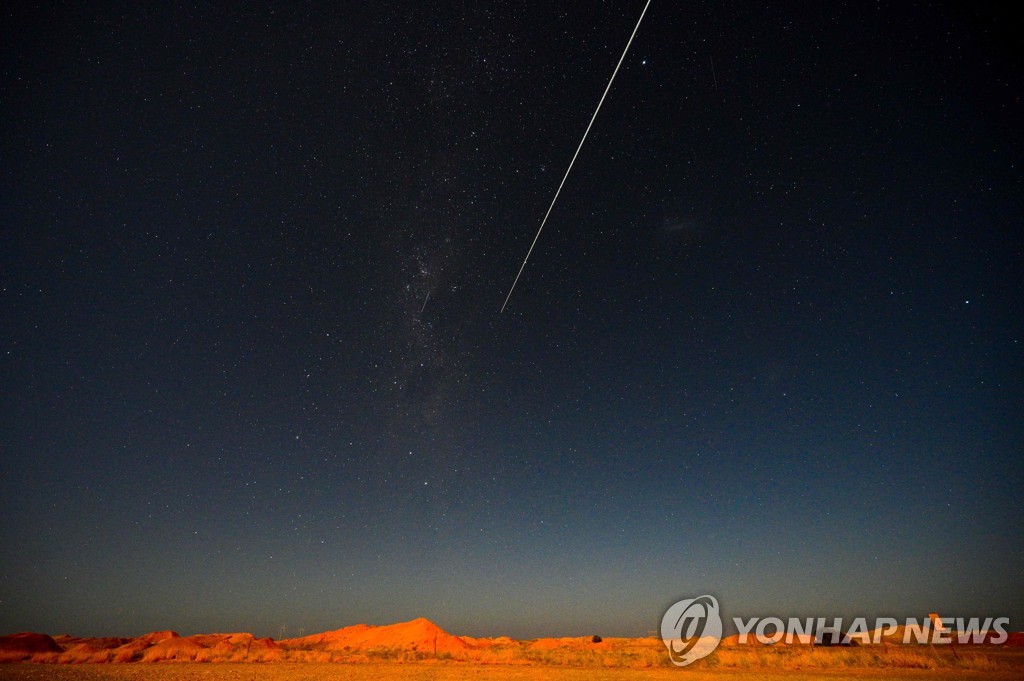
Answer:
[3,656,1024,681]
[3,619,1022,680]
[6,637,1024,674]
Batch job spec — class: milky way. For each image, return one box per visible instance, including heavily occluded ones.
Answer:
[1,1,1020,638]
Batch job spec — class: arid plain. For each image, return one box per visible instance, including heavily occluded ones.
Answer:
[2,617,1023,680]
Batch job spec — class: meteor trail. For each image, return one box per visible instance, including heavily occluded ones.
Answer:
[500,0,653,313]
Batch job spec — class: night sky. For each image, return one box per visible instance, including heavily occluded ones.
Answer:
[2,1,1021,640]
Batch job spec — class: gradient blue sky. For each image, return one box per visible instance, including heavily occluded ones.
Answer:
[2,1,1021,639]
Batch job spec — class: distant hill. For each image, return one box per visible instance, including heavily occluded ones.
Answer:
[279,616,470,654]
[0,633,62,661]
[1,617,1020,665]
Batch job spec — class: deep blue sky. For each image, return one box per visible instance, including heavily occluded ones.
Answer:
[2,1,1021,639]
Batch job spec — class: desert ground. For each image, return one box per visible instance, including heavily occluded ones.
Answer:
[2,618,1022,680]
[3,660,1024,681]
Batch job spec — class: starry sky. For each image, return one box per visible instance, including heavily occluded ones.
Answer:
[2,1,1021,639]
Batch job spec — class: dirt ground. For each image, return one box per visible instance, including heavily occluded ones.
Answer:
[2,663,1024,681]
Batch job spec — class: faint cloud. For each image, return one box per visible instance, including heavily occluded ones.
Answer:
[658,218,707,246]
